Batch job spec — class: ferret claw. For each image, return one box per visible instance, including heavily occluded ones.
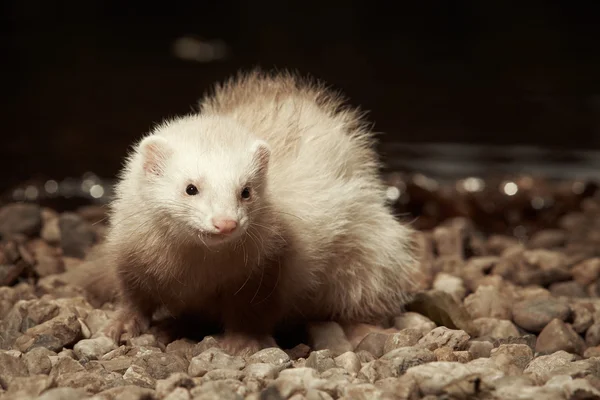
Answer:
[102,309,150,344]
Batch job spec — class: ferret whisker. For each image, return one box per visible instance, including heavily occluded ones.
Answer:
[253,259,281,305]
[250,263,265,304]
[249,222,287,244]
[246,229,262,266]
[234,269,253,296]
[249,206,305,221]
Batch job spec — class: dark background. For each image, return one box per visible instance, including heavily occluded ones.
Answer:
[3,0,600,193]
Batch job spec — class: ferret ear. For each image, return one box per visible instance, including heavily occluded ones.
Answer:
[250,140,271,175]
[139,135,172,177]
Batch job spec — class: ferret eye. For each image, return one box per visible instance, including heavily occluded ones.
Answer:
[241,187,251,200]
[185,184,199,196]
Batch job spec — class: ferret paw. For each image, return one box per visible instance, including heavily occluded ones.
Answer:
[219,332,276,357]
[102,309,151,344]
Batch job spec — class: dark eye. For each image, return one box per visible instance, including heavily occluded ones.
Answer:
[186,184,199,196]
[241,187,251,200]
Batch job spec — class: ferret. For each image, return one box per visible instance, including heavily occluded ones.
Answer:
[73,70,419,355]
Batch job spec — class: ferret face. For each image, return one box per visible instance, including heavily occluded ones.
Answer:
[134,115,271,248]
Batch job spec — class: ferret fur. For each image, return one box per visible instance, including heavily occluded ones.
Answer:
[73,70,419,352]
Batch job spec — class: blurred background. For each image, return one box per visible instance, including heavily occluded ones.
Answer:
[2,0,600,216]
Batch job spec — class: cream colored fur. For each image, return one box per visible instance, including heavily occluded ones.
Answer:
[75,70,419,327]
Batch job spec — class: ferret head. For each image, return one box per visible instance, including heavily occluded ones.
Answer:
[132,115,272,247]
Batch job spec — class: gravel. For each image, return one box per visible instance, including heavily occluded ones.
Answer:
[2,176,600,399]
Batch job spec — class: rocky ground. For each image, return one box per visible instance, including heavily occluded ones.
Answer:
[2,175,600,399]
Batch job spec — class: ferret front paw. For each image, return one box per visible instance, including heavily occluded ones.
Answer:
[219,332,276,357]
[102,308,151,344]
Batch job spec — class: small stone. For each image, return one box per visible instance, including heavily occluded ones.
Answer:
[433,347,457,362]
[524,351,599,384]
[190,336,221,357]
[133,352,188,380]
[89,385,156,399]
[433,273,466,301]
[123,364,155,388]
[402,361,504,396]
[453,351,471,363]
[473,318,520,339]
[572,303,594,334]
[164,387,191,400]
[24,347,55,375]
[305,350,336,373]
[305,389,334,400]
[572,258,600,286]
[341,383,385,399]
[375,376,418,400]
[127,333,157,348]
[461,256,500,291]
[248,347,290,367]
[381,346,436,372]
[528,229,566,249]
[394,312,436,336]
[58,212,97,259]
[490,344,533,375]
[166,338,196,361]
[190,380,244,399]
[74,336,117,360]
[417,326,470,351]
[0,351,28,388]
[549,281,588,298]
[54,370,113,395]
[189,348,245,377]
[37,387,89,400]
[98,357,131,373]
[487,236,520,255]
[354,332,388,358]
[50,356,85,377]
[0,203,42,237]
[155,372,195,398]
[355,350,375,363]
[334,352,361,375]
[274,368,320,398]
[406,290,477,336]
[243,363,279,381]
[464,285,512,320]
[584,346,600,358]
[512,297,571,332]
[515,286,552,301]
[30,240,65,277]
[536,318,586,355]
[586,323,600,346]
[15,312,83,352]
[203,369,245,381]
[467,340,493,359]
[307,321,353,355]
[41,216,61,244]
[7,375,53,397]
[382,328,422,354]
[285,344,311,360]
[84,310,110,338]
[101,345,129,360]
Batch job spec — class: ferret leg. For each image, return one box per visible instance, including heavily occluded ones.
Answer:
[219,264,282,356]
[104,304,153,343]
[103,278,158,343]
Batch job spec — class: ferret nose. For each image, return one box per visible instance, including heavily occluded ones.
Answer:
[212,218,238,234]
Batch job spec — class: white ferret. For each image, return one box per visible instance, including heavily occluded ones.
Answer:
[76,70,418,355]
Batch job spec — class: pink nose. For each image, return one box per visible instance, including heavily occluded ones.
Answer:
[212,218,238,234]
